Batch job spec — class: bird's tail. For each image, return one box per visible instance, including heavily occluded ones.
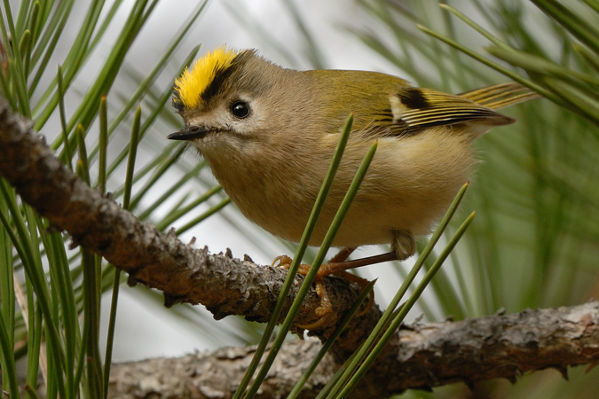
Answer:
[459,82,539,110]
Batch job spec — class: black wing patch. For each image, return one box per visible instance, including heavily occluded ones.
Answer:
[398,88,431,109]
[363,87,516,138]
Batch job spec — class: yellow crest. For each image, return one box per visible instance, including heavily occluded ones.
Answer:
[174,47,239,109]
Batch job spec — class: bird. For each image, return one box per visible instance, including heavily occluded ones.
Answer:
[168,47,536,325]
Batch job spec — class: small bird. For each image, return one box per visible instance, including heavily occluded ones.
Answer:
[169,47,535,320]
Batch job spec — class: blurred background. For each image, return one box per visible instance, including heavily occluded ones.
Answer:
[3,0,599,397]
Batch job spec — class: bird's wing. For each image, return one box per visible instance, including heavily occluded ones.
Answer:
[363,83,537,138]
[393,87,514,131]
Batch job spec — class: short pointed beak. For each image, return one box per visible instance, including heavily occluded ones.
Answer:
[168,125,209,140]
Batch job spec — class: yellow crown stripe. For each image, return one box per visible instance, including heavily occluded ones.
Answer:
[174,47,239,109]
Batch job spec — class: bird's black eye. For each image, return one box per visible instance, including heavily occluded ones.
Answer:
[230,100,250,119]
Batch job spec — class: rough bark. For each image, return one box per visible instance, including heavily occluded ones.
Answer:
[108,302,599,398]
[2,99,599,398]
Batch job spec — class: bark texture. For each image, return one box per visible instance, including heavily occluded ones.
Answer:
[108,302,599,398]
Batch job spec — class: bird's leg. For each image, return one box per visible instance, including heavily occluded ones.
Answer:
[272,231,415,329]
[314,251,396,275]
[309,230,415,277]
[330,246,356,263]
[312,246,356,278]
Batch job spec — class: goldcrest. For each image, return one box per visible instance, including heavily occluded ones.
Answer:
[169,47,535,263]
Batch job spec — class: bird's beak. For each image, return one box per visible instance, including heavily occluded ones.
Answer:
[168,125,209,141]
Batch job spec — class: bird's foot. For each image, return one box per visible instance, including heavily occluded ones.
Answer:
[272,247,375,329]
[272,255,333,329]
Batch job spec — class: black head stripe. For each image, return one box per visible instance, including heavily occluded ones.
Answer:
[201,64,236,102]
[200,50,256,103]
[399,88,430,109]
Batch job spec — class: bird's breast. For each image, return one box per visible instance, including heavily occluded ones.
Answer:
[202,126,475,247]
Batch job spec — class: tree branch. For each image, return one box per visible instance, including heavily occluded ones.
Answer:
[108,302,599,398]
[2,99,599,398]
